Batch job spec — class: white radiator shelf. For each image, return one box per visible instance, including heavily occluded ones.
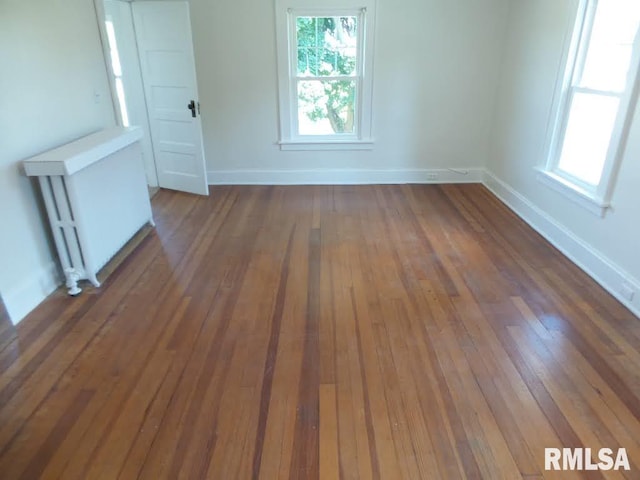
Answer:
[24,127,144,176]
[24,126,154,295]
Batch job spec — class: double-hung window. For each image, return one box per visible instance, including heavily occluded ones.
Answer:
[542,0,640,215]
[275,0,376,150]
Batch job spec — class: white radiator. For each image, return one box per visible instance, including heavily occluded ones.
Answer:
[24,126,154,295]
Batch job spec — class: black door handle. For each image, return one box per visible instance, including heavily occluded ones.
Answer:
[187,100,196,118]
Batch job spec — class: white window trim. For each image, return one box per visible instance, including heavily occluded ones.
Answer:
[541,0,640,217]
[275,0,376,151]
[536,168,610,217]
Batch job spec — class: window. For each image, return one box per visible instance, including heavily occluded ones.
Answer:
[275,1,376,150]
[105,18,130,127]
[542,0,640,215]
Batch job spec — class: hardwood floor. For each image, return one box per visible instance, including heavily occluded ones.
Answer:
[1,184,639,479]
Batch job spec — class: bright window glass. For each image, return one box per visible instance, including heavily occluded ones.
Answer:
[297,80,356,135]
[105,20,130,127]
[579,1,640,92]
[294,16,359,136]
[557,93,619,185]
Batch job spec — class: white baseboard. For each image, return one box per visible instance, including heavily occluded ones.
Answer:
[3,261,61,325]
[483,169,640,319]
[207,168,485,185]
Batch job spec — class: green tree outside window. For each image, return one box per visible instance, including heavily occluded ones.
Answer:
[296,16,358,134]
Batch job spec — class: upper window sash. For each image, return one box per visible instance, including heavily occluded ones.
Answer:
[292,12,362,79]
[570,0,598,90]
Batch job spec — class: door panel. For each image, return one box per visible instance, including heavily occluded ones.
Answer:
[132,1,208,195]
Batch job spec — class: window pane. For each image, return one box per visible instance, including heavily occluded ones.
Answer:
[296,16,358,77]
[558,92,619,185]
[579,1,640,92]
[297,80,356,135]
[105,21,123,77]
[115,78,130,127]
[297,47,316,76]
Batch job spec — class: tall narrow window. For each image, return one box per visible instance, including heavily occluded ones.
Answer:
[275,1,376,150]
[105,19,130,127]
[543,0,640,213]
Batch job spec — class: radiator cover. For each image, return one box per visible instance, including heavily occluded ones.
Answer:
[24,127,154,294]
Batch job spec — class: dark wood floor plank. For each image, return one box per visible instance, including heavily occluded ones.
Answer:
[252,225,296,478]
[1,184,639,479]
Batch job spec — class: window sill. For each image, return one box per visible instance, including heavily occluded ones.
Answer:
[278,139,374,151]
[536,168,610,217]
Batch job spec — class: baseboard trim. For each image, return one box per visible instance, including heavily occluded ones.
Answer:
[483,169,640,319]
[3,261,61,325]
[207,168,485,185]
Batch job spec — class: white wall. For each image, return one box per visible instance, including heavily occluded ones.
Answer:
[188,0,510,183]
[487,0,640,315]
[0,0,115,322]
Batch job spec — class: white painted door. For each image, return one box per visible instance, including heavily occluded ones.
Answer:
[132,1,208,195]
